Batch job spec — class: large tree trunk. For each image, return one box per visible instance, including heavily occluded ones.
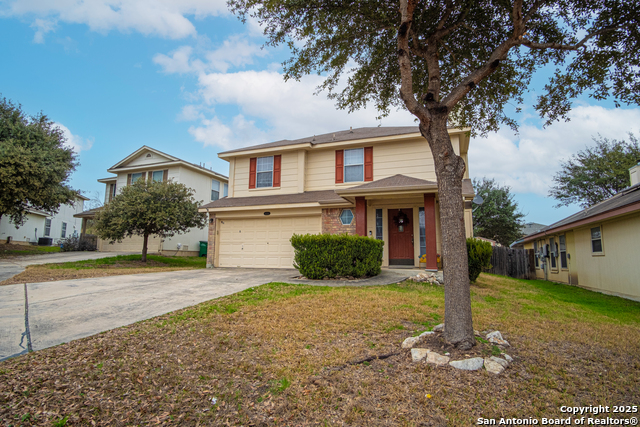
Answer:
[420,114,475,350]
[142,233,149,263]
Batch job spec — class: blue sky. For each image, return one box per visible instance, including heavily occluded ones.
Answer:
[2,2,639,226]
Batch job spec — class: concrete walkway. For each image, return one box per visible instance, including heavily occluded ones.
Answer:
[0,251,137,283]
[0,268,411,362]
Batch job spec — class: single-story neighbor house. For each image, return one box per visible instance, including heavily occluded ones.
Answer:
[75,146,228,256]
[199,126,475,269]
[0,195,89,246]
[520,163,640,302]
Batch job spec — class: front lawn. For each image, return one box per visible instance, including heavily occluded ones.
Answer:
[0,254,207,286]
[1,274,639,426]
[0,243,61,257]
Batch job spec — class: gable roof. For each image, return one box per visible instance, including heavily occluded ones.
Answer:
[105,145,228,181]
[523,183,640,242]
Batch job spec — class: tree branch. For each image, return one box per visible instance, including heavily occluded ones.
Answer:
[520,24,626,51]
[397,0,430,122]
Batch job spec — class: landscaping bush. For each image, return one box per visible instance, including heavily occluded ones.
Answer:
[291,233,384,280]
[467,237,492,282]
[59,235,97,252]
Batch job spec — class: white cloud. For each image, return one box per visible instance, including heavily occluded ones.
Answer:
[182,69,416,150]
[30,18,56,43]
[153,46,204,74]
[469,105,640,195]
[5,0,229,41]
[178,104,205,121]
[56,123,93,153]
[204,35,267,72]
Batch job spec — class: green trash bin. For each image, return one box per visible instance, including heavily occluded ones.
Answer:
[199,241,208,257]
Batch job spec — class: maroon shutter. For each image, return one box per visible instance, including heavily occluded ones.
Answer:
[163,169,168,182]
[249,158,257,189]
[273,155,281,187]
[127,174,132,186]
[364,146,373,181]
[335,150,344,184]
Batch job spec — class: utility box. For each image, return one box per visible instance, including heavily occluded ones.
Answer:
[199,241,208,257]
[38,237,53,246]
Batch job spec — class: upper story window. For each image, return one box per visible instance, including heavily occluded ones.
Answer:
[249,155,281,189]
[152,170,164,182]
[591,226,603,254]
[257,156,273,188]
[335,147,373,184]
[344,149,364,182]
[223,183,228,197]
[212,180,221,201]
[131,172,143,183]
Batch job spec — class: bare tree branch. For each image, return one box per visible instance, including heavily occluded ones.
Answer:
[520,24,626,51]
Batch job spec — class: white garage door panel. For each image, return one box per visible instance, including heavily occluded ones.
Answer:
[218,216,321,268]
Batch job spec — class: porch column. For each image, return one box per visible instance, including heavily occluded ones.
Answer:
[81,218,87,237]
[355,197,367,237]
[424,193,438,271]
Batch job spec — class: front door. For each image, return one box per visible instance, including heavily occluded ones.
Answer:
[388,208,414,265]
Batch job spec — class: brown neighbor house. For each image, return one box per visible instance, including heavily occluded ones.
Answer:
[199,126,475,270]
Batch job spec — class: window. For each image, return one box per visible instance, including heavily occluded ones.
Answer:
[131,172,143,183]
[375,209,383,240]
[44,219,51,237]
[559,235,568,268]
[533,241,539,268]
[152,171,164,182]
[211,180,220,201]
[418,207,426,256]
[549,237,557,269]
[591,226,603,253]
[61,222,67,238]
[340,209,354,225]
[223,183,228,198]
[344,148,364,182]
[110,183,117,200]
[257,156,273,188]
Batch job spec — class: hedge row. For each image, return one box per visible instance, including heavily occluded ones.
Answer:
[290,233,384,280]
[466,237,493,282]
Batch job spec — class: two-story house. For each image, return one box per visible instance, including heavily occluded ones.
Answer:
[199,126,474,269]
[75,146,228,256]
[0,194,88,246]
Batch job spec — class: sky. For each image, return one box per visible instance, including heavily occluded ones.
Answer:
[1,1,639,226]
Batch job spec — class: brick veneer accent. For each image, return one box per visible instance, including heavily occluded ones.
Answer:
[206,213,216,268]
[322,208,356,235]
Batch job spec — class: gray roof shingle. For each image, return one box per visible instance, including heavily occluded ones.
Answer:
[200,190,348,210]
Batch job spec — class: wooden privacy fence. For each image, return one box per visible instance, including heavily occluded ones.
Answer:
[485,246,536,280]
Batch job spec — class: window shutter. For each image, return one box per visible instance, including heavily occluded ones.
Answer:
[364,146,373,181]
[127,174,132,186]
[249,158,257,189]
[273,155,281,187]
[335,150,344,184]
[163,169,169,182]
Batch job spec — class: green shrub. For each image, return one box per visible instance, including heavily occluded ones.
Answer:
[290,233,384,280]
[466,238,492,282]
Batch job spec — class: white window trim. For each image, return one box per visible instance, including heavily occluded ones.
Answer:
[211,180,221,201]
[344,148,364,183]
[256,156,274,188]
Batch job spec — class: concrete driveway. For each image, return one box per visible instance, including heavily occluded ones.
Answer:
[0,251,137,283]
[0,268,300,361]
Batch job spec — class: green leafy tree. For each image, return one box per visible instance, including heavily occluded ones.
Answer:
[0,97,78,227]
[472,178,525,246]
[229,0,640,348]
[549,133,640,209]
[94,180,206,262]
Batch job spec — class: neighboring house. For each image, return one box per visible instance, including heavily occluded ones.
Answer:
[521,163,640,302]
[521,222,547,238]
[475,236,499,247]
[199,126,475,269]
[75,146,228,256]
[0,195,89,245]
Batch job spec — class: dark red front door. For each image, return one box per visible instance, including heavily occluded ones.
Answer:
[388,208,414,265]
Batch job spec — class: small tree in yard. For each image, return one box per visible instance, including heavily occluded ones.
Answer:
[94,180,206,262]
[550,134,640,209]
[473,178,525,246]
[230,0,640,349]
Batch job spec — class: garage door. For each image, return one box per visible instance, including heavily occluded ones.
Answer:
[98,235,161,253]
[218,216,321,268]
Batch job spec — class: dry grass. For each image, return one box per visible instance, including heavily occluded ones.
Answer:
[1,274,639,426]
[0,243,60,258]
